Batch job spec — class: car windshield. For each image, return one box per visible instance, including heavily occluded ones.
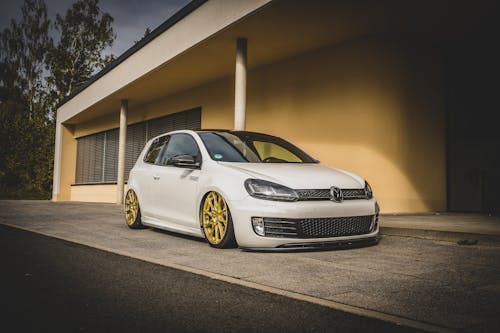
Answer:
[198,131,317,163]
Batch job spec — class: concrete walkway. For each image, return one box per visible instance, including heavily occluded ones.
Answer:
[380,212,500,245]
[1,200,499,332]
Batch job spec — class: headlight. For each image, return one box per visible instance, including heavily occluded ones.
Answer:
[365,181,373,199]
[244,179,299,202]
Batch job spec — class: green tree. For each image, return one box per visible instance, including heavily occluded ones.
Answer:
[0,0,116,199]
[48,0,115,105]
[0,0,53,199]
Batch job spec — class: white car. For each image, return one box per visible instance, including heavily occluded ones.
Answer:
[125,130,379,250]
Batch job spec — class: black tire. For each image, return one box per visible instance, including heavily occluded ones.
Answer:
[125,190,143,229]
[200,191,237,249]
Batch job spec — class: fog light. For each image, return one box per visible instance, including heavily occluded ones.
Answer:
[251,217,265,236]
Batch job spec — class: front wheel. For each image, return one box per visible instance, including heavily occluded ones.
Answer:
[125,189,143,229]
[201,191,237,248]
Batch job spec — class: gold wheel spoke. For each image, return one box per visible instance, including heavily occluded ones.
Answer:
[202,192,230,245]
[214,224,219,241]
[217,223,225,239]
[125,190,139,225]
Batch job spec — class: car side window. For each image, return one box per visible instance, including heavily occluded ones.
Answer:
[159,134,201,166]
[143,135,169,164]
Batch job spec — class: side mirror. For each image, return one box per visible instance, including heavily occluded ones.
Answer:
[170,154,200,169]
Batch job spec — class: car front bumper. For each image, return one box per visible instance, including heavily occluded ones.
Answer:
[228,195,379,249]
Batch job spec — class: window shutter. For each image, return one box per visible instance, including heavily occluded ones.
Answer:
[75,132,104,184]
[92,133,105,182]
[75,137,87,184]
[104,129,119,182]
[125,122,147,181]
[74,107,201,184]
[147,107,201,139]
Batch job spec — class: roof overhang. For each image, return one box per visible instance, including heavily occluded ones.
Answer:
[58,0,272,124]
[59,0,499,125]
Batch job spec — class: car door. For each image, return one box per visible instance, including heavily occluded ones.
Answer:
[137,135,169,218]
[150,133,201,228]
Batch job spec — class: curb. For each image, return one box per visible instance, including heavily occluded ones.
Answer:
[380,226,500,246]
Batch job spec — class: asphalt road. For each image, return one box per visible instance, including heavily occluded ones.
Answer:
[0,224,421,332]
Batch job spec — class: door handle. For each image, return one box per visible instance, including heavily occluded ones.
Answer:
[153,175,160,180]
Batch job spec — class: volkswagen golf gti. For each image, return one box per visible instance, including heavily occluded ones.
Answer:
[124,130,379,250]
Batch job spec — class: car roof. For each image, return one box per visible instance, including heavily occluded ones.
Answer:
[196,129,276,137]
[148,129,274,142]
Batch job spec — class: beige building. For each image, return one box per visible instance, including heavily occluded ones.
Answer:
[52,0,500,214]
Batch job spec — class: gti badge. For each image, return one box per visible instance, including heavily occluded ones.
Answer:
[330,186,343,202]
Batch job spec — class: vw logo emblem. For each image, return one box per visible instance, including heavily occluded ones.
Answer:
[330,186,343,202]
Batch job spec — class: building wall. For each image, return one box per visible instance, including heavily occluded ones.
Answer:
[54,124,77,201]
[63,37,446,213]
[71,184,118,203]
[246,38,446,213]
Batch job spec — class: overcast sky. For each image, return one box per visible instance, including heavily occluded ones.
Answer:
[0,0,191,56]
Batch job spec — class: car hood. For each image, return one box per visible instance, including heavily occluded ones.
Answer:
[219,162,364,189]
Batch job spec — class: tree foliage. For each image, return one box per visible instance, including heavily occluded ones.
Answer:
[0,0,115,199]
[49,0,115,104]
[0,0,53,199]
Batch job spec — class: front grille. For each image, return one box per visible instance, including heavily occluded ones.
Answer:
[296,188,368,201]
[263,215,374,238]
[342,189,368,200]
[296,189,330,200]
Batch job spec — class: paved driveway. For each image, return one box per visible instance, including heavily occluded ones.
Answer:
[1,200,499,332]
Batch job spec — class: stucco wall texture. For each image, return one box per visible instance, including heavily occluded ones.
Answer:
[60,38,446,213]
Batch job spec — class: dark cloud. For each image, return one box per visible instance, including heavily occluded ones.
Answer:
[99,0,191,55]
[0,0,191,56]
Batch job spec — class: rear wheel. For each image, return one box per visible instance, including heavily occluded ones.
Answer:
[125,190,142,229]
[201,191,237,248]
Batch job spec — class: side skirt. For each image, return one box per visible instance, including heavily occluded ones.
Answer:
[142,217,204,238]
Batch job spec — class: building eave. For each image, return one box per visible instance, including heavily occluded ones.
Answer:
[56,0,273,124]
[58,0,208,109]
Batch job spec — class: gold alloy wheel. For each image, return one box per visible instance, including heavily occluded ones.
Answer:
[202,191,229,245]
[125,190,139,226]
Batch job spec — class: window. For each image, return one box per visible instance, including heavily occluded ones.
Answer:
[144,136,169,164]
[75,132,105,184]
[125,122,148,177]
[103,129,119,182]
[159,134,201,166]
[253,141,302,163]
[74,108,201,184]
[198,131,316,163]
[198,132,259,162]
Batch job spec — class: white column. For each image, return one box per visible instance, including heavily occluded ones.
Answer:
[116,99,128,204]
[234,37,247,130]
[52,118,63,201]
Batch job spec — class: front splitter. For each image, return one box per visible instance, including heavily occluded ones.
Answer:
[240,236,379,252]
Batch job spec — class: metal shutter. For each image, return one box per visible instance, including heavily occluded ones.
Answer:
[75,132,104,184]
[185,107,201,129]
[75,137,86,184]
[148,115,175,139]
[147,107,201,139]
[104,129,119,182]
[125,122,147,181]
[74,108,201,184]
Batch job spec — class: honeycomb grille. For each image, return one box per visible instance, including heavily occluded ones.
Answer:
[342,189,368,200]
[296,189,330,200]
[298,216,373,238]
[296,188,368,201]
[263,215,374,238]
